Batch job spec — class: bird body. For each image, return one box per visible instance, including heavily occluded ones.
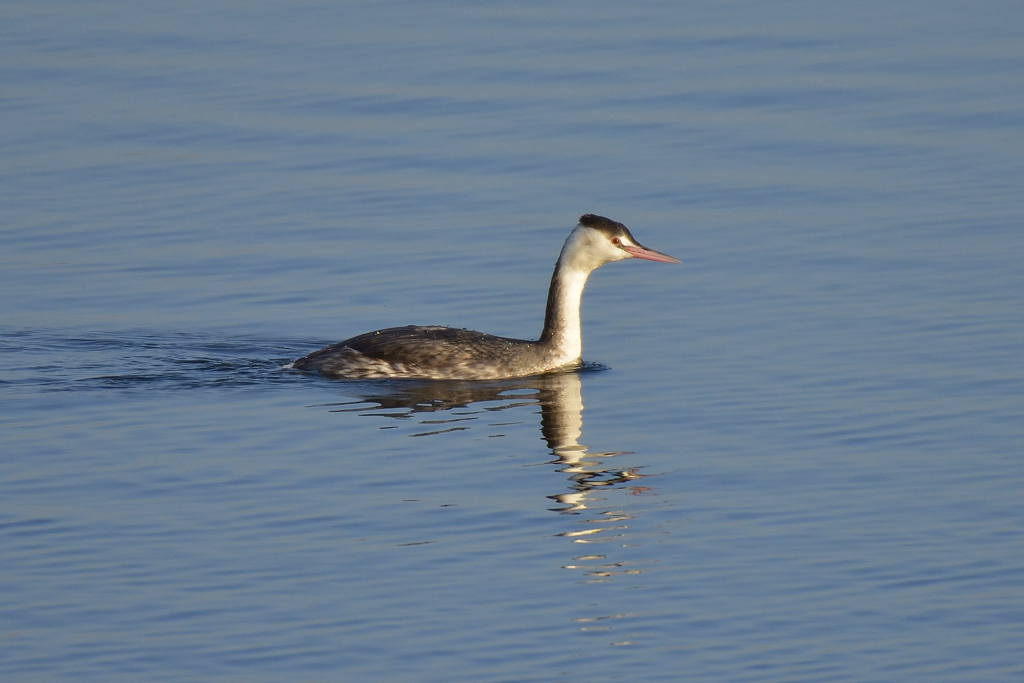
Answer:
[292,214,678,380]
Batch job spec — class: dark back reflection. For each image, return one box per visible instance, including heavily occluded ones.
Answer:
[321,370,653,518]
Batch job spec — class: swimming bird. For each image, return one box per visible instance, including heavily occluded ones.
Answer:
[292,214,679,380]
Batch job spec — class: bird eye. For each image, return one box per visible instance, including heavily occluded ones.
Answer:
[611,237,621,245]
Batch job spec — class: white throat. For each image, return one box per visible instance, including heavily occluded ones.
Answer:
[544,265,589,363]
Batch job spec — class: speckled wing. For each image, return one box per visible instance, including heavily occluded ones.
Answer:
[352,325,537,364]
[292,325,542,379]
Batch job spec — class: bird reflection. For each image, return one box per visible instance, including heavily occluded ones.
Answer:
[533,373,650,515]
[319,369,655,584]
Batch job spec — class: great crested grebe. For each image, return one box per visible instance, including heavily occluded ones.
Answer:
[292,214,679,380]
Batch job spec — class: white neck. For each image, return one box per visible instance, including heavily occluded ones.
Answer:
[539,264,589,363]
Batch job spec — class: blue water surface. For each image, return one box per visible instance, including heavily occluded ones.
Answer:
[2,1,1023,681]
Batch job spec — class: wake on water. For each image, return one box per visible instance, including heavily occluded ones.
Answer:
[0,329,311,393]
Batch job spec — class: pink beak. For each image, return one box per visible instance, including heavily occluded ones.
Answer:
[622,244,681,264]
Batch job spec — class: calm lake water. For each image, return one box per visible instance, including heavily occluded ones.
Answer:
[3,1,1023,681]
